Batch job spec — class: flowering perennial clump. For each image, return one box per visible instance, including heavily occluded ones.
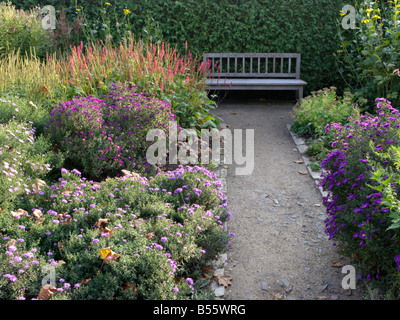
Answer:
[47,83,176,179]
[0,120,63,210]
[321,98,400,294]
[0,165,231,300]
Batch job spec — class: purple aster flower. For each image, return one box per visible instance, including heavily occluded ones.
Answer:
[71,169,81,175]
[174,188,183,194]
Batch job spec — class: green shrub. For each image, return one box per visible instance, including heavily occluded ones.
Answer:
[47,83,176,179]
[0,1,52,59]
[0,120,64,210]
[0,165,230,300]
[335,0,400,111]
[291,87,357,137]
[0,95,48,133]
[290,87,358,163]
[320,98,400,297]
[0,236,47,300]
[368,144,400,298]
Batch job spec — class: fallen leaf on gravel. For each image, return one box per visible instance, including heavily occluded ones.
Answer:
[314,204,321,207]
[213,273,232,288]
[298,170,308,175]
[231,112,237,115]
[317,296,327,300]
[331,261,344,267]
[293,160,304,164]
[37,285,57,300]
[272,293,283,300]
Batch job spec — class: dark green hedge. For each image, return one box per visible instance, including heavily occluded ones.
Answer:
[11,0,353,93]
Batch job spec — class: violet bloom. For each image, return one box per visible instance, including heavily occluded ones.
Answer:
[395,255,400,271]
[174,188,183,194]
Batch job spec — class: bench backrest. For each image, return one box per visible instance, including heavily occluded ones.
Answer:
[203,53,301,79]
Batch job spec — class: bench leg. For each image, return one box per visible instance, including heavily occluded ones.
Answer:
[298,87,303,101]
[296,87,303,101]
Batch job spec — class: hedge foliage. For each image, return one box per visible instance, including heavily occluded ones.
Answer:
[11,0,353,93]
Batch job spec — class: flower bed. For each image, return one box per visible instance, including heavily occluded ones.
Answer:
[0,2,228,301]
[0,165,231,300]
[47,83,176,179]
[320,98,400,297]
[290,87,358,169]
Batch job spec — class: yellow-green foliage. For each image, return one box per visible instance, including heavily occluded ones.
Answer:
[0,1,52,58]
[0,49,62,104]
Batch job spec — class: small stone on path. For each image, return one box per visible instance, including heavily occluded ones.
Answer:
[261,281,268,292]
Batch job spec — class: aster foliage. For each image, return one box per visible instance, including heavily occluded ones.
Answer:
[47,83,176,179]
[321,98,400,296]
[0,165,231,300]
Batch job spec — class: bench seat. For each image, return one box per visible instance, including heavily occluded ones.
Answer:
[205,78,307,90]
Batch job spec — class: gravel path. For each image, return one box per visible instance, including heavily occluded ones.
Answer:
[213,98,367,300]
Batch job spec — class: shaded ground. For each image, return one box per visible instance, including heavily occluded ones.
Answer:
[213,93,367,300]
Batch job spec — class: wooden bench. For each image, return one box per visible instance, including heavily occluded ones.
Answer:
[203,53,307,100]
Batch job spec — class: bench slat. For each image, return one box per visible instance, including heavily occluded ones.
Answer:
[273,57,275,73]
